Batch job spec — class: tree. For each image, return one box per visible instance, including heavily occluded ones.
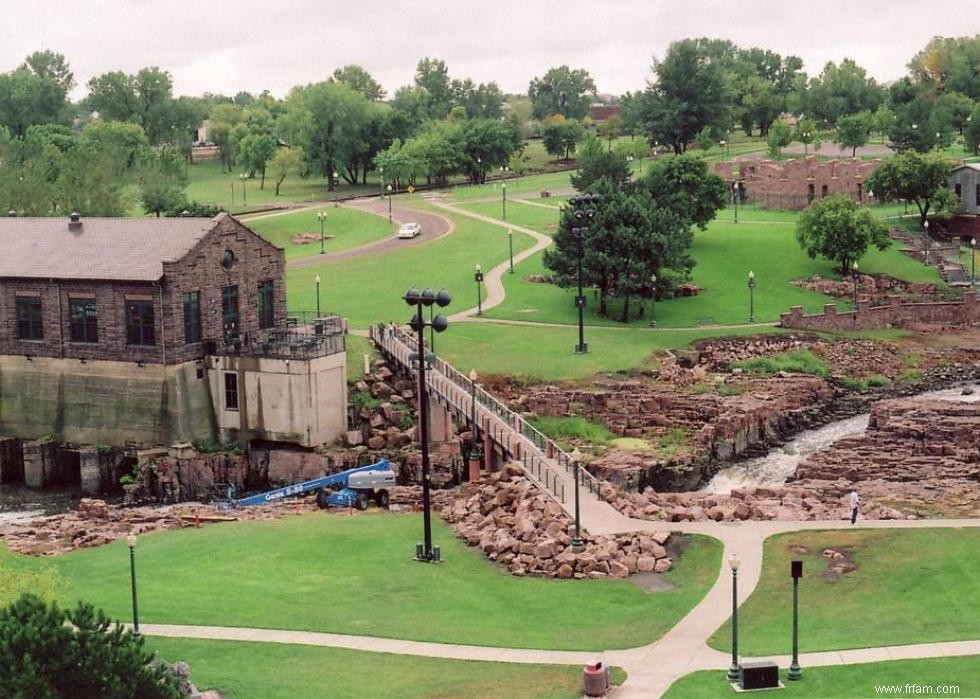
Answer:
[639,39,731,154]
[796,195,890,274]
[237,133,277,188]
[0,54,72,137]
[0,594,181,699]
[542,119,585,160]
[795,115,819,152]
[208,103,243,171]
[693,126,715,151]
[835,112,871,157]
[528,66,596,120]
[138,145,188,216]
[766,119,793,157]
[803,59,884,125]
[570,135,630,192]
[414,57,454,120]
[597,113,622,151]
[331,64,386,101]
[870,104,895,143]
[460,117,522,183]
[865,151,952,226]
[965,104,980,155]
[638,153,728,230]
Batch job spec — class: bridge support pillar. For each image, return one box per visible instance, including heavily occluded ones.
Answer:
[483,433,500,471]
[427,396,454,444]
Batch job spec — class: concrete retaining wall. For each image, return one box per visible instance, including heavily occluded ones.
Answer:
[780,292,980,331]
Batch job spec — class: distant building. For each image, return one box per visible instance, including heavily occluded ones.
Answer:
[949,164,980,215]
[589,105,621,124]
[714,157,880,210]
[0,213,347,455]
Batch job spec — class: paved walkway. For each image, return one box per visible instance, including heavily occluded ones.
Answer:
[139,515,980,697]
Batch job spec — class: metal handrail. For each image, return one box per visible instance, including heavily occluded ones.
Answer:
[368,325,604,502]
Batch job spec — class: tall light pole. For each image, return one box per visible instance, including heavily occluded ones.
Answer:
[789,559,804,681]
[726,552,741,682]
[387,184,393,223]
[317,211,327,254]
[569,448,585,553]
[649,273,657,327]
[571,195,601,353]
[469,368,482,478]
[403,287,451,562]
[732,182,739,224]
[379,166,385,199]
[126,534,140,637]
[972,238,976,286]
[474,264,484,315]
[502,181,507,220]
[748,271,756,323]
[851,262,860,309]
[508,229,514,274]
[239,173,247,207]
[720,139,727,159]
[923,219,930,265]
[315,274,321,318]
[476,156,482,184]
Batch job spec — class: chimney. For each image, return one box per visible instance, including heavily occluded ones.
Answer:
[68,211,82,231]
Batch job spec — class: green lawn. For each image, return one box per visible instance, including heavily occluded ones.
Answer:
[29,514,721,651]
[285,205,538,326]
[149,638,626,699]
[446,170,574,201]
[665,656,980,698]
[709,529,980,655]
[244,205,395,259]
[460,200,562,236]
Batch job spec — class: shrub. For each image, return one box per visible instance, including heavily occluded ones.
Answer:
[528,416,615,447]
[0,594,181,698]
[731,350,829,378]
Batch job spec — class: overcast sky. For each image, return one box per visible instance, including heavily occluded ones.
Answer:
[4,0,978,100]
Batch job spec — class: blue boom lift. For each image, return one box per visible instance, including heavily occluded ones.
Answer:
[232,458,396,510]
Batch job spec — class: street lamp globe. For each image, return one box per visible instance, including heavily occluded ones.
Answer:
[127,534,137,549]
[728,552,740,571]
[469,368,478,381]
[387,184,392,193]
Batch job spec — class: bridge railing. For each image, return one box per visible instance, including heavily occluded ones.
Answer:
[368,324,604,501]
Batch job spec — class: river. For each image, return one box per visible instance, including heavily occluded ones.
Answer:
[701,385,980,494]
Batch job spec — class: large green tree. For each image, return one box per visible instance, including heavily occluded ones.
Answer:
[835,112,871,157]
[639,39,731,154]
[803,59,885,125]
[138,144,188,216]
[542,119,585,160]
[331,64,386,101]
[570,135,630,192]
[0,52,73,137]
[796,194,890,274]
[865,151,952,226]
[0,594,180,699]
[528,65,596,120]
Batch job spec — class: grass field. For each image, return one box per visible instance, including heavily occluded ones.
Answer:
[149,637,626,699]
[709,529,980,655]
[244,205,395,259]
[664,656,980,698]
[23,514,722,651]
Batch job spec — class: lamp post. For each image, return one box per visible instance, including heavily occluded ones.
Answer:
[851,262,860,309]
[476,156,482,184]
[314,274,322,318]
[868,189,874,208]
[747,271,756,323]
[570,195,601,353]
[971,238,976,286]
[403,288,451,562]
[789,559,804,681]
[569,448,586,553]
[719,139,726,158]
[387,184,393,223]
[379,166,384,199]
[923,219,930,265]
[317,211,327,254]
[127,534,140,637]
[474,264,484,315]
[803,131,811,156]
[732,182,739,224]
[332,170,339,190]
[649,273,657,327]
[726,552,741,682]
[502,181,507,221]
[239,173,247,206]
[508,229,514,274]
[468,368,483,479]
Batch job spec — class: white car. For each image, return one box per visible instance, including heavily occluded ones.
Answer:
[397,222,422,239]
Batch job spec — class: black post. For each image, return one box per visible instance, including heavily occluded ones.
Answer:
[748,272,756,323]
[576,228,587,352]
[789,559,803,680]
[727,564,739,681]
[469,371,482,467]
[128,538,140,637]
[387,186,393,223]
[571,457,584,552]
[415,312,433,560]
[315,275,321,318]
[852,264,860,309]
[508,229,514,274]
[475,265,484,315]
[502,182,507,220]
[318,213,326,255]
[428,305,435,354]
[972,239,976,286]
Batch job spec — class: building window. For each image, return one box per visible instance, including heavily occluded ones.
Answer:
[126,300,156,346]
[856,183,862,202]
[224,372,239,411]
[976,184,980,207]
[955,183,962,199]
[222,285,239,342]
[183,291,202,344]
[258,280,274,329]
[821,184,828,198]
[15,296,43,340]
[69,298,98,343]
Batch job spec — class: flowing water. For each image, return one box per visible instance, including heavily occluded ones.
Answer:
[701,384,980,494]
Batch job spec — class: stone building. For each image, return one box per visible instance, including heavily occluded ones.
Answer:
[714,156,881,210]
[0,213,347,465]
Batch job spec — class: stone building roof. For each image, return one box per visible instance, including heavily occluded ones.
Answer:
[951,163,980,173]
[0,214,224,281]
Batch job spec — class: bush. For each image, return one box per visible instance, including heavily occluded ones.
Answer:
[731,350,829,378]
[528,416,615,447]
[0,594,181,698]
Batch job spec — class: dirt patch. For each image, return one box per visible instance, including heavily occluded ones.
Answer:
[821,547,859,581]
[628,572,676,593]
[789,544,809,555]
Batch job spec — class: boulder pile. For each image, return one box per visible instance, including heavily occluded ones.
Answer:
[441,464,674,579]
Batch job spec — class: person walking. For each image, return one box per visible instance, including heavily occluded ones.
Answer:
[849,490,860,524]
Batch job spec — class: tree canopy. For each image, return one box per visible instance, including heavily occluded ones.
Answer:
[528,65,596,120]
[865,151,953,225]
[795,194,890,274]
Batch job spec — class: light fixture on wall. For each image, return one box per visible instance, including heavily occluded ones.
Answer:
[24,354,33,362]
[137,359,145,368]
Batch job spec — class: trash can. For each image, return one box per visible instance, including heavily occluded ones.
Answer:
[583,660,608,697]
